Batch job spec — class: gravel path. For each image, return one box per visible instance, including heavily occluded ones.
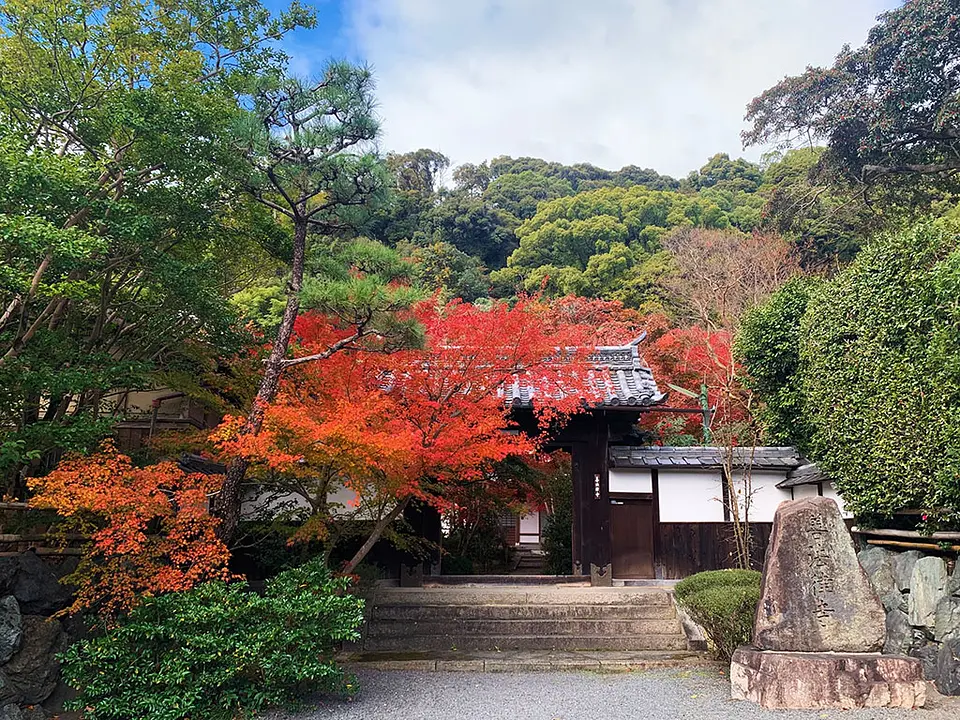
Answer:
[273,669,959,720]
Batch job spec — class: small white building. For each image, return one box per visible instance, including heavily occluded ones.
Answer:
[516,446,850,579]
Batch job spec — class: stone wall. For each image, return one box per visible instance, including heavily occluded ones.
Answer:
[858,545,960,695]
[0,552,74,720]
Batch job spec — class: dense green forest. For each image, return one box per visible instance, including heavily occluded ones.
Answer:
[354,146,873,310]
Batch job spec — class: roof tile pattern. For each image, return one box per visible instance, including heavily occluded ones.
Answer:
[777,463,828,488]
[609,445,803,470]
[502,343,666,409]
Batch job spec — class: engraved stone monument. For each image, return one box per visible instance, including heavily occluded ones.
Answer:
[753,495,885,651]
[730,497,926,709]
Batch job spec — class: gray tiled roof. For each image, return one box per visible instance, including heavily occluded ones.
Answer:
[777,462,827,488]
[178,453,226,475]
[609,445,803,470]
[502,339,667,410]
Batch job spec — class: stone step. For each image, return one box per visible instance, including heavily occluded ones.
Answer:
[340,649,713,673]
[366,618,684,637]
[427,575,583,586]
[371,603,678,621]
[363,633,690,652]
[371,588,675,606]
[514,561,544,570]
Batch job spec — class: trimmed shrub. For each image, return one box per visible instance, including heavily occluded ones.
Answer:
[674,569,761,661]
[800,223,960,524]
[738,222,960,527]
[61,560,364,720]
[735,275,822,451]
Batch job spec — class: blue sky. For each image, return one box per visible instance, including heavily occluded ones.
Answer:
[267,0,360,69]
[267,1,902,178]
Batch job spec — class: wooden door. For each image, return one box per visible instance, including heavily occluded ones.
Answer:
[610,498,655,578]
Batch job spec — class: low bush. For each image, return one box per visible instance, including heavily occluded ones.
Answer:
[540,454,573,576]
[674,569,761,661]
[62,560,364,720]
[541,507,572,575]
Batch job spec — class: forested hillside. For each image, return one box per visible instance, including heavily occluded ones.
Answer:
[355,148,874,313]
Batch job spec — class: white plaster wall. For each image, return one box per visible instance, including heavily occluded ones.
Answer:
[657,469,725,522]
[327,486,361,516]
[792,483,820,500]
[822,481,853,519]
[609,468,652,494]
[519,513,540,542]
[728,469,793,522]
[240,489,312,519]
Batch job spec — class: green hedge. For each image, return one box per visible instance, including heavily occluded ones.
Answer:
[799,222,960,523]
[736,222,960,527]
[674,569,760,661]
[62,560,364,720]
[735,275,821,452]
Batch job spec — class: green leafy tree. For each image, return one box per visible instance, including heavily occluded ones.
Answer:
[0,0,310,493]
[759,148,885,266]
[424,191,519,268]
[485,155,678,192]
[452,161,492,195]
[401,240,490,302]
[744,0,960,199]
[613,165,680,190]
[482,170,574,220]
[386,148,450,195]
[364,149,452,248]
[507,186,730,275]
[687,153,763,194]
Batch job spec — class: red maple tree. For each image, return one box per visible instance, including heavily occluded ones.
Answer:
[639,323,756,447]
[28,443,232,616]
[212,296,604,571]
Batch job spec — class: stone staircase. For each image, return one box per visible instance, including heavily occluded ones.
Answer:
[361,586,692,652]
[510,546,546,574]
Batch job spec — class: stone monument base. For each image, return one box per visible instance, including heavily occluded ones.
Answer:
[730,647,926,709]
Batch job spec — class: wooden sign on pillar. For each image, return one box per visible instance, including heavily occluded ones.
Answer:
[571,417,612,586]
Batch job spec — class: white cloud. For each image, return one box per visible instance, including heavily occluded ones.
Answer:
[341,0,895,177]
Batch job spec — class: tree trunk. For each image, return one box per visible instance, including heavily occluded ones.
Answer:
[215,219,308,543]
[343,496,411,575]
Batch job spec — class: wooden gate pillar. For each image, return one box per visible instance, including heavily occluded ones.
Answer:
[571,417,612,586]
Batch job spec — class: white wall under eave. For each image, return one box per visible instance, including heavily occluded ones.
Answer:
[240,485,361,520]
[787,481,852,518]
[657,469,725,522]
[823,481,853,519]
[240,489,312,519]
[655,468,793,523]
[519,513,540,543]
[791,483,819,500]
[609,468,652,494]
[728,469,794,523]
[327,486,361,516]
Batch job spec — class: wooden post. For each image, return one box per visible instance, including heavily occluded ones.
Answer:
[570,441,584,576]
[651,468,662,580]
[571,415,612,586]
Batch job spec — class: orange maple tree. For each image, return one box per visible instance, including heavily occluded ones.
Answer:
[28,443,231,616]
[212,296,605,572]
